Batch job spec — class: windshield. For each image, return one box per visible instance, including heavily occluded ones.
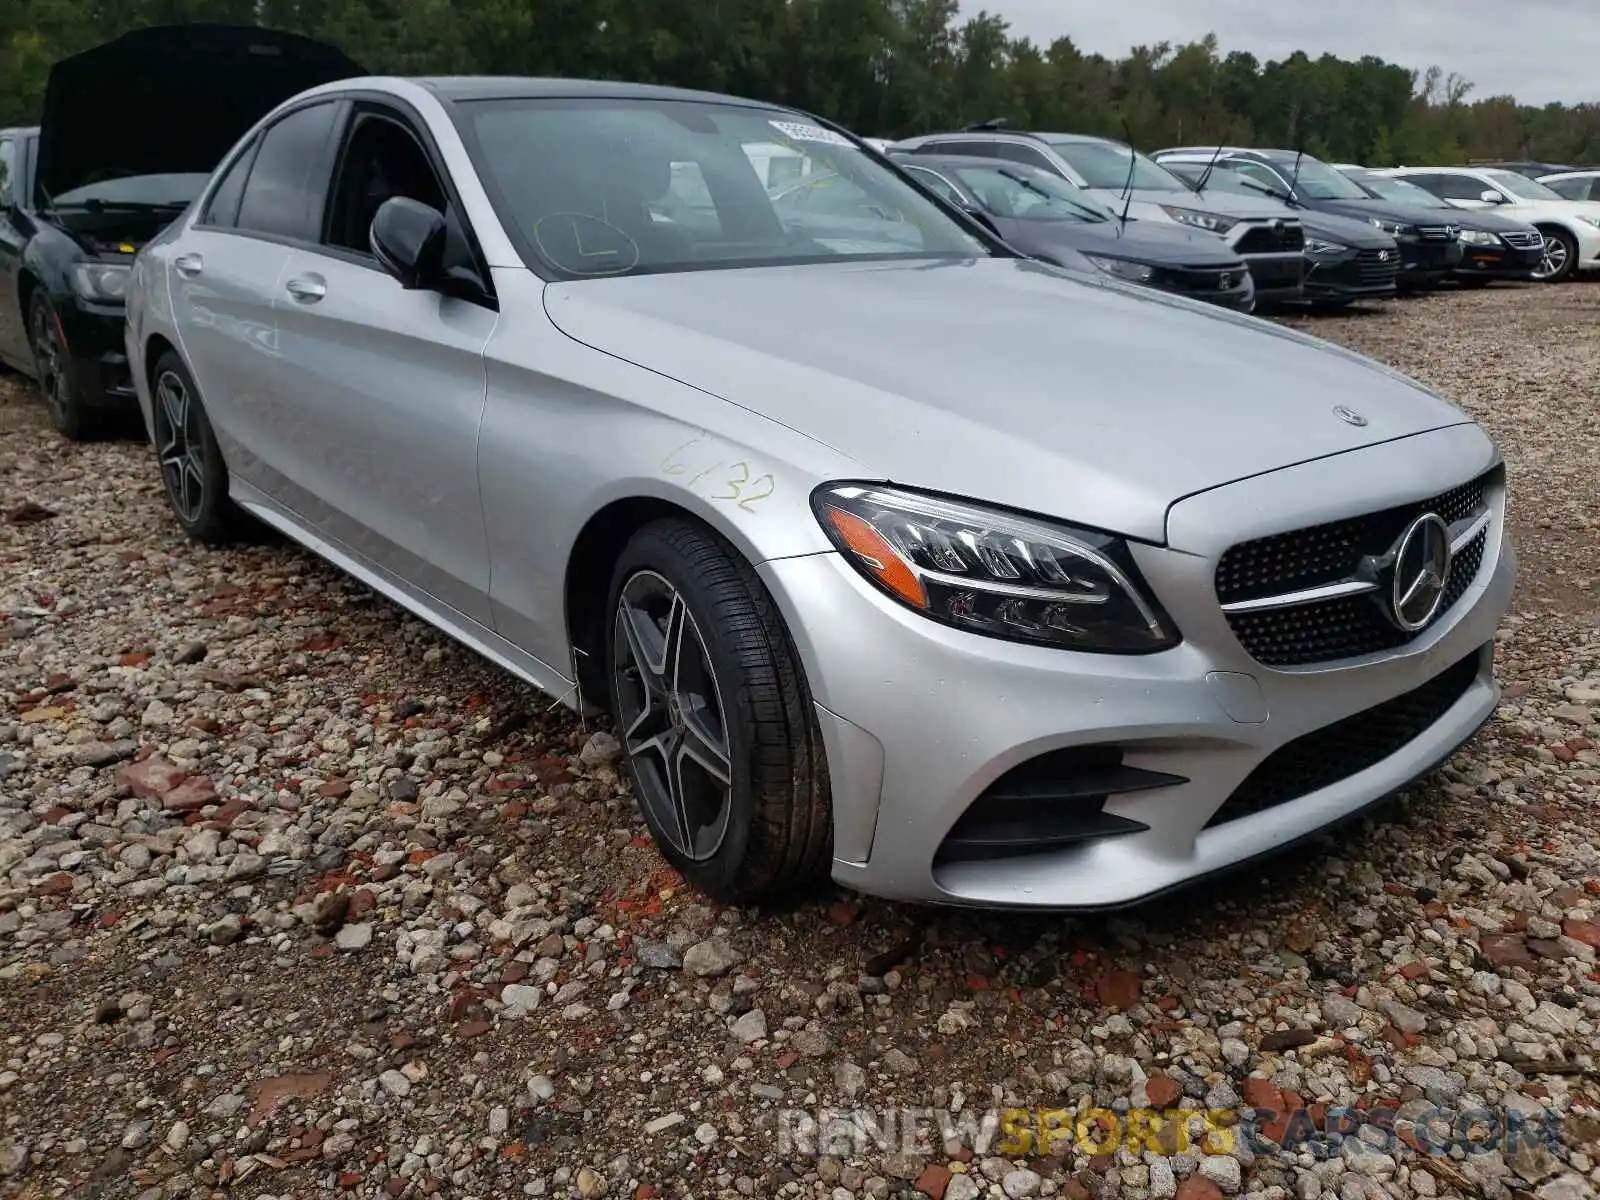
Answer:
[1283,158,1371,201]
[456,97,988,277]
[1484,169,1564,201]
[50,172,211,209]
[1183,165,1282,200]
[1045,140,1192,193]
[946,163,1111,222]
[1348,171,1444,208]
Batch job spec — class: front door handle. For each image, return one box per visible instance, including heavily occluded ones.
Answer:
[173,253,203,279]
[284,275,326,303]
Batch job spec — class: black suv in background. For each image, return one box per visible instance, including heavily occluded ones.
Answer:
[1153,147,1464,289]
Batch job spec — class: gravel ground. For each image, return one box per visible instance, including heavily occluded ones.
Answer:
[2,283,1598,1200]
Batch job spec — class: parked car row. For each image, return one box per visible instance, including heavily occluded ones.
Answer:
[0,25,1522,910]
[872,126,1600,311]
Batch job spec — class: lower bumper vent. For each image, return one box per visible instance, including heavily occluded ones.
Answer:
[936,746,1184,863]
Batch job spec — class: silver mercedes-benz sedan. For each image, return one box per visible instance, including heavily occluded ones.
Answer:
[126,76,1515,909]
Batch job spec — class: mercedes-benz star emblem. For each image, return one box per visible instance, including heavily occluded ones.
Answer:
[1389,512,1454,632]
[1332,405,1368,426]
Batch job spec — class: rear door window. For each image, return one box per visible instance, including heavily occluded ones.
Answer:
[235,101,342,241]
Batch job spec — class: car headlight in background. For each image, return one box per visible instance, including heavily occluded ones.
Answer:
[71,262,132,303]
[1367,218,1416,237]
[1304,238,1347,256]
[811,483,1178,653]
[1082,255,1156,283]
[1158,206,1238,235]
[1457,229,1499,246]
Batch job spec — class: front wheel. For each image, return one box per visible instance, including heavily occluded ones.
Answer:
[1533,228,1577,282]
[28,293,99,440]
[606,519,831,902]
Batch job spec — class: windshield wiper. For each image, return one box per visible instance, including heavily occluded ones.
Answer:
[49,198,190,213]
[994,169,1104,221]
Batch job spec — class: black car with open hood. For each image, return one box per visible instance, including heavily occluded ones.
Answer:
[893,153,1256,311]
[0,25,363,439]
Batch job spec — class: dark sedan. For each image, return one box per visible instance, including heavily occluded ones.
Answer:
[1154,147,1465,289]
[1333,166,1543,285]
[894,154,1255,311]
[0,25,362,439]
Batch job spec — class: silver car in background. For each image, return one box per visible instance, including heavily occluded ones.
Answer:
[126,77,1514,909]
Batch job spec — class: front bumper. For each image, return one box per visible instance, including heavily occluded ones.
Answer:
[1397,236,1464,284]
[763,425,1514,909]
[1154,265,1255,311]
[1239,251,1306,303]
[1301,248,1399,302]
[1454,243,1542,280]
[57,299,137,410]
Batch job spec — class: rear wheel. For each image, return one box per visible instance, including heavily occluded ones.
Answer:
[28,293,99,440]
[1533,227,1576,282]
[606,519,831,902]
[150,351,243,544]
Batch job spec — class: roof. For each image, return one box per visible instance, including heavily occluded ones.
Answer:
[414,76,782,110]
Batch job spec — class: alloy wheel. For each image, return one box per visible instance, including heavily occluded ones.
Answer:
[1535,233,1569,281]
[30,303,72,426]
[611,570,734,862]
[154,370,207,524]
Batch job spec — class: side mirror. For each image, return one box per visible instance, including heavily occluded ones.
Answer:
[371,197,447,289]
[1478,189,1503,204]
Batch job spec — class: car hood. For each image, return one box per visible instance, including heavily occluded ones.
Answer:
[1297,210,1397,249]
[36,24,364,202]
[1445,207,1540,235]
[1128,187,1299,219]
[1012,217,1245,266]
[542,257,1471,542]
[1310,197,1456,227]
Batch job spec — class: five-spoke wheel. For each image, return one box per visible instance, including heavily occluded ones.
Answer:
[148,351,241,544]
[1533,228,1576,282]
[606,520,831,901]
[612,570,735,862]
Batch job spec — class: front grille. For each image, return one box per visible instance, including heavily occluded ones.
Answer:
[1216,471,1494,667]
[1248,257,1306,288]
[1417,224,1457,240]
[1502,230,1543,250]
[1236,223,1305,254]
[1355,248,1400,288]
[1205,649,1481,828]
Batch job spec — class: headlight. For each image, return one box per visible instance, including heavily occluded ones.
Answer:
[811,483,1178,653]
[1082,254,1155,283]
[71,262,132,303]
[1158,206,1237,235]
[1366,218,1415,237]
[1575,215,1600,230]
[1457,229,1498,246]
[1304,238,1346,256]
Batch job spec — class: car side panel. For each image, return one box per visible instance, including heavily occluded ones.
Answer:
[266,250,498,626]
[476,269,849,679]
[166,229,292,481]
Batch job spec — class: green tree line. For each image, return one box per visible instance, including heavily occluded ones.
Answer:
[3,0,1597,165]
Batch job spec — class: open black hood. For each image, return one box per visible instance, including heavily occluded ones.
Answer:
[37,24,365,202]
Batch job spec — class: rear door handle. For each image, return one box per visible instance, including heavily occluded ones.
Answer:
[173,253,203,279]
[284,275,326,303]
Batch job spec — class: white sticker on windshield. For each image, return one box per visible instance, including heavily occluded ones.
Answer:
[769,120,853,147]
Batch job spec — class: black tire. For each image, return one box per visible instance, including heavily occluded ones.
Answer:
[149,351,242,544]
[1534,227,1577,282]
[28,292,100,440]
[605,519,831,902]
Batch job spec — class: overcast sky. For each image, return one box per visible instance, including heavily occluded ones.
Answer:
[986,0,1599,106]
